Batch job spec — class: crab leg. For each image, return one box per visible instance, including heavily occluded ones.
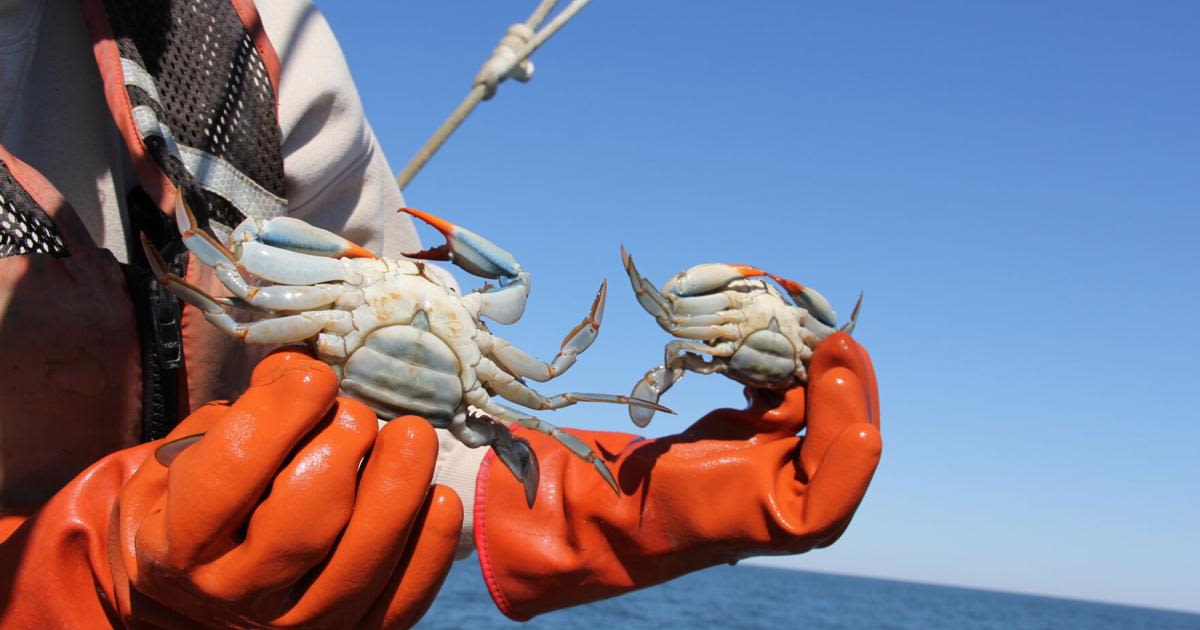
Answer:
[629,340,735,427]
[144,241,343,321]
[143,239,345,344]
[482,281,606,381]
[467,393,620,496]
[463,275,530,325]
[167,193,354,310]
[476,358,671,413]
[444,409,541,507]
[839,292,864,335]
[669,293,736,315]
[660,321,742,341]
[143,233,350,342]
[664,339,736,363]
[620,246,671,321]
[659,311,745,328]
[171,193,260,298]
[486,421,540,508]
[622,247,750,340]
[448,410,497,447]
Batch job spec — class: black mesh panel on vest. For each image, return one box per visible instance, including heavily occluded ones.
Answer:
[126,85,246,230]
[102,0,285,228]
[0,159,69,258]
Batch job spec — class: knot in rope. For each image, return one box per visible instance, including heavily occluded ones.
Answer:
[396,0,593,190]
[475,23,536,100]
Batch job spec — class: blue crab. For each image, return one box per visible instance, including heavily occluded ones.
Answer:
[142,195,669,505]
[620,247,861,427]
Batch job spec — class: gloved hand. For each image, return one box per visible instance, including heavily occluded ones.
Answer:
[0,350,462,629]
[474,332,881,620]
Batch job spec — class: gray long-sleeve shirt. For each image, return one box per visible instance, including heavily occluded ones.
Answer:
[0,0,484,553]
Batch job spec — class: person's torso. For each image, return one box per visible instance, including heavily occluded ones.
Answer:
[0,0,286,506]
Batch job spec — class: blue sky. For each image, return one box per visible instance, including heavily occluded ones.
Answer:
[319,1,1199,614]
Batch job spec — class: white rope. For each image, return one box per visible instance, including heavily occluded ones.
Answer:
[395,0,592,191]
[475,23,536,101]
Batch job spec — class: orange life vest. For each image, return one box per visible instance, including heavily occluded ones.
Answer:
[0,0,285,506]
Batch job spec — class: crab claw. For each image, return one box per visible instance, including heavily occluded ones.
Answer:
[763,273,838,328]
[492,431,541,508]
[839,292,864,335]
[667,263,764,298]
[400,208,521,280]
[233,216,377,259]
[629,364,678,428]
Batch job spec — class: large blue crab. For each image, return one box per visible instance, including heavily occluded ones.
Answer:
[143,195,668,505]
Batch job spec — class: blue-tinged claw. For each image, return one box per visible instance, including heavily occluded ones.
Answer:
[232,216,377,259]
[668,263,763,298]
[629,365,671,427]
[401,208,521,280]
[763,272,838,328]
[792,284,837,328]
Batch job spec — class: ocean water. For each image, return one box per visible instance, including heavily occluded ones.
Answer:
[418,561,1199,629]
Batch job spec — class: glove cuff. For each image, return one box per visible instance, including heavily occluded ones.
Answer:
[0,443,152,626]
[473,427,667,621]
[473,446,526,621]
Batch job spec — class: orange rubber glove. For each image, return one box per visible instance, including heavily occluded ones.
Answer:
[474,332,881,620]
[0,350,463,629]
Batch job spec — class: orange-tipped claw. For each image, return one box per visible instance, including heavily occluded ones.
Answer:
[720,263,839,329]
[399,208,455,261]
[761,271,837,328]
[398,207,521,280]
[761,271,806,296]
[731,263,769,278]
[339,241,378,259]
[400,208,458,239]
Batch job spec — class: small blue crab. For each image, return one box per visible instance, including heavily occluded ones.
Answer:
[620,247,861,427]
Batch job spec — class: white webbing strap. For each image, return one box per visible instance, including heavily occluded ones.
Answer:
[129,106,288,224]
[123,55,288,224]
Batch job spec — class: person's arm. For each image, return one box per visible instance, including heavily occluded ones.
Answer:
[474,333,882,620]
[256,0,417,259]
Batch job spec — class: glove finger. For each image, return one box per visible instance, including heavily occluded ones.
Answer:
[685,385,807,441]
[808,332,879,427]
[359,485,464,629]
[153,402,231,466]
[703,333,878,443]
[190,397,377,603]
[144,356,339,567]
[114,403,227,581]
[249,346,317,382]
[802,422,881,541]
[273,416,442,626]
[164,401,230,439]
[799,366,870,480]
[148,346,318,469]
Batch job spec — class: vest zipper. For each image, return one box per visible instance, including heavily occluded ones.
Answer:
[124,187,187,442]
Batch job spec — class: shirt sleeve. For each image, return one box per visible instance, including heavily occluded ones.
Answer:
[255,0,418,259]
